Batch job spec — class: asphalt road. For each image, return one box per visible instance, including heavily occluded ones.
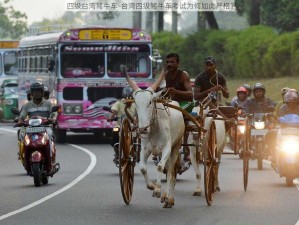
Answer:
[0,125,298,225]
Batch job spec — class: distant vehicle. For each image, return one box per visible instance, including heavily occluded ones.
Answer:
[0,78,18,121]
[0,40,19,120]
[17,26,155,143]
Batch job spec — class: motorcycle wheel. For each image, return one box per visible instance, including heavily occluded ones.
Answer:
[32,163,41,187]
[41,174,49,185]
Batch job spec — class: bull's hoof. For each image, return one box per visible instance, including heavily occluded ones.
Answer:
[152,185,161,198]
[160,192,167,203]
[147,183,155,191]
[152,190,161,198]
[215,186,220,192]
[192,188,202,196]
[162,198,175,208]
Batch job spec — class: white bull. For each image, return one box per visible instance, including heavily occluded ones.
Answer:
[125,72,185,208]
[188,106,226,196]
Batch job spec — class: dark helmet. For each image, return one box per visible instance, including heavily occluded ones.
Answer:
[243,84,252,95]
[253,82,265,92]
[30,82,44,93]
[284,89,299,103]
[122,86,133,98]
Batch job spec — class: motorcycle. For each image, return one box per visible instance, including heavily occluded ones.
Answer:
[247,107,274,170]
[273,114,299,186]
[12,106,60,187]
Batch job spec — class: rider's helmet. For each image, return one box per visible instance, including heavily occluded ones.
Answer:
[281,87,290,96]
[122,86,133,98]
[237,86,248,94]
[253,83,265,93]
[44,86,50,99]
[284,89,299,103]
[30,82,44,94]
[243,84,252,96]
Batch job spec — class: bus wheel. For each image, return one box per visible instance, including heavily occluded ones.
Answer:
[55,129,66,143]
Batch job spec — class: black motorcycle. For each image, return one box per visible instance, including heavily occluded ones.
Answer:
[247,107,274,170]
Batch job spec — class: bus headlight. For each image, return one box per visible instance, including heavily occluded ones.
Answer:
[74,105,82,114]
[64,105,73,114]
[63,104,83,115]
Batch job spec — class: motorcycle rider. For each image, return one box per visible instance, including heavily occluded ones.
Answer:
[17,81,57,174]
[231,86,249,113]
[245,83,275,114]
[266,89,299,165]
[107,86,136,163]
[228,86,249,149]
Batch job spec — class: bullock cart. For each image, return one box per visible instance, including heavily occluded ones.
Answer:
[118,95,239,206]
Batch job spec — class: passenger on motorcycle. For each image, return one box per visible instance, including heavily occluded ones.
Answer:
[265,89,299,165]
[274,87,290,117]
[17,82,57,174]
[228,86,249,149]
[43,86,50,100]
[245,83,275,114]
[243,84,252,98]
[231,84,252,105]
[107,86,136,163]
[231,86,249,114]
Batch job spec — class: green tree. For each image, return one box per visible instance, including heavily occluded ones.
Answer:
[261,0,299,32]
[0,0,27,39]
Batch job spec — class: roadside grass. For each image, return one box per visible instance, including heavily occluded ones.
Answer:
[226,76,299,103]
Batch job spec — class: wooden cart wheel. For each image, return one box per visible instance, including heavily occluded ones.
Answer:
[243,118,250,191]
[119,117,135,205]
[204,119,217,206]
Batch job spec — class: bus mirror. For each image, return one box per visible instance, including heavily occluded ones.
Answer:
[48,59,55,72]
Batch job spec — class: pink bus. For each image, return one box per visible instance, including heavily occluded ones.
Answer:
[18,26,155,142]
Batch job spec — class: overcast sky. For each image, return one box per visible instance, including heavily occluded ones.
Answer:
[8,0,66,24]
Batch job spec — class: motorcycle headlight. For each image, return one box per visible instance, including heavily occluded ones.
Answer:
[254,121,265,129]
[24,134,30,146]
[238,125,246,134]
[280,137,299,155]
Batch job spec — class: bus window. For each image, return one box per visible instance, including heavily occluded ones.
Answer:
[107,45,150,78]
[4,51,18,75]
[138,57,147,72]
[61,46,105,78]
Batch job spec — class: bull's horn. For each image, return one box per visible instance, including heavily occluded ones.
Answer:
[122,68,139,91]
[150,68,165,92]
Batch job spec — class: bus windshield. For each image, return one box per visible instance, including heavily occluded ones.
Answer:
[60,44,150,78]
[4,51,18,75]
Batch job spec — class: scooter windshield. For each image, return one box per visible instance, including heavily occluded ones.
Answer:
[279,114,299,126]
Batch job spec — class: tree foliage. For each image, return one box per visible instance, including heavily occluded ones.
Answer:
[261,0,299,32]
[236,0,299,32]
[0,0,27,39]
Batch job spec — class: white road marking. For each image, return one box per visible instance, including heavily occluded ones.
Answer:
[0,128,97,221]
